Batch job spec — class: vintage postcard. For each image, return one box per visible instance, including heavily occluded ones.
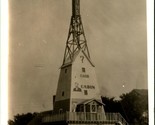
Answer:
[1,0,153,125]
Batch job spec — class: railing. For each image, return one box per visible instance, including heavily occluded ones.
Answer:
[42,113,66,122]
[106,113,129,125]
[67,112,106,121]
[42,112,129,125]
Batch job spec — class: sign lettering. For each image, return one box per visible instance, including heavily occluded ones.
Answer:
[80,74,89,78]
[81,85,95,89]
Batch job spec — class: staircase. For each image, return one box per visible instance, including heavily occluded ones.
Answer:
[105,113,129,125]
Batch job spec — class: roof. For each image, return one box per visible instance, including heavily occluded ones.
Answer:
[77,99,105,105]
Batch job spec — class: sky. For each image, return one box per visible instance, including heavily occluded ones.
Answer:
[9,0,147,119]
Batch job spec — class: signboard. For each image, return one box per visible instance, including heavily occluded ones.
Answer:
[73,82,95,92]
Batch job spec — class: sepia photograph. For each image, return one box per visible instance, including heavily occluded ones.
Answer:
[2,0,152,125]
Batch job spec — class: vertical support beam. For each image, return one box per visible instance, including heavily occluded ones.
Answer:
[72,0,80,16]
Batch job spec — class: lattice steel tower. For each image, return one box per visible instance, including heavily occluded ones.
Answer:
[41,1,129,125]
[63,0,90,65]
[53,0,103,114]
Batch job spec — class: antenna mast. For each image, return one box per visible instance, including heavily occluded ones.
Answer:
[63,0,90,65]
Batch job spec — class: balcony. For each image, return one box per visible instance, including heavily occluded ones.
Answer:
[42,112,129,125]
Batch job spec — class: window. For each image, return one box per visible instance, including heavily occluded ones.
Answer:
[84,90,88,95]
[92,105,96,112]
[80,105,84,112]
[65,69,67,73]
[76,105,80,112]
[86,105,90,112]
[82,67,85,72]
[97,105,102,113]
[62,91,64,96]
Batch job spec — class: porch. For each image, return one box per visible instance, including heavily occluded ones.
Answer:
[42,112,129,125]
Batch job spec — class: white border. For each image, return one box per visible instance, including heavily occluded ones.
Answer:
[1,0,9,125]
[146,0,154,124]
[0,0,154,124]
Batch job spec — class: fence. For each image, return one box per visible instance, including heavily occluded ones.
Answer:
[42,112,129,125]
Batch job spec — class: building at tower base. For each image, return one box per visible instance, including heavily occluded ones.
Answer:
[28,110,127,125]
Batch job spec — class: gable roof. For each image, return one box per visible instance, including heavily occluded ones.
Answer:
[77,98,105,106]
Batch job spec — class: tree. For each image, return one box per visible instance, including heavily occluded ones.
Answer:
[8,120,14,125]
[8,112,38,125]
[101,96,119,112]
[120,89,148,125]
[101,96,127,120]
[101,89,148,125]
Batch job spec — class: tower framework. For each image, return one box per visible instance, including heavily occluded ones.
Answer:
[63,0,90,65]
[29,1,129,125]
